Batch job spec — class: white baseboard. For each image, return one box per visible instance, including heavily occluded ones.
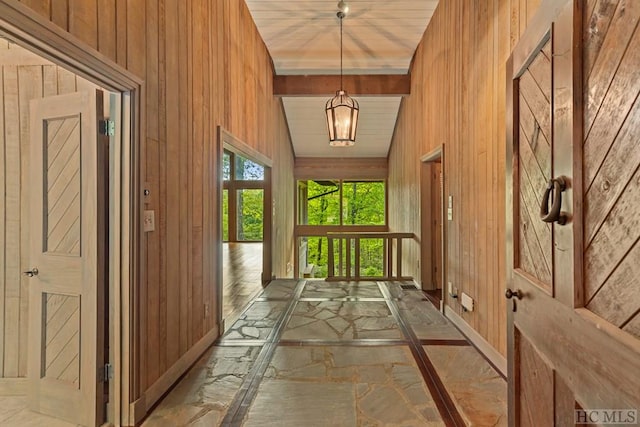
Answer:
[444,306,507,376]
[131,325,220,424]
[0,378,27,395]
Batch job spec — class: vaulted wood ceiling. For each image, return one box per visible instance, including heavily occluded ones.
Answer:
[245,0,439,158]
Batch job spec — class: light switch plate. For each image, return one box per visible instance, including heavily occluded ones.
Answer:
[144,210,155,232]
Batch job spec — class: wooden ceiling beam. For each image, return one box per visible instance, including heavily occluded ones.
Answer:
[274,74,411,96]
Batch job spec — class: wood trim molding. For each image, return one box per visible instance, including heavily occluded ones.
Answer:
[444,306,507,376]
[274,74,411,96]
[132,325,220,424]
[420,145,443,163]
[220,127,273,168]
[295,157,388,180]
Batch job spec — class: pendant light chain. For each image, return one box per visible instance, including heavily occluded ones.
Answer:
[340,14,343,91]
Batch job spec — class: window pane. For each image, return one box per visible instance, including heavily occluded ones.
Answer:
[223,151,231,181]
[222,189,229,241]
[237,189,263,241]
[302,180,340,225]
[342,181,385,225]
[234,155,264,180]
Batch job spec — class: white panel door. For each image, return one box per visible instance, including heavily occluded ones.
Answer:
[27,90,106,426]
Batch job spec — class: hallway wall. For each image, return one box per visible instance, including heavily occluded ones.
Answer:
[15,0,294,414]
[388,0,542,357]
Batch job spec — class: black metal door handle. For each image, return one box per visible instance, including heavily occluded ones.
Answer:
[505,288,523,300]
[540,176,568,225]
[505,288,523,312]
[23,267,39,277]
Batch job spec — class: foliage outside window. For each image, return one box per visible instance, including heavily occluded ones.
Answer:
[298,179,386,278]
[235,156,264,180]
[222,189,229,241]
[223,150,265,242]
[298,180,385,226]
[237,189,263,241]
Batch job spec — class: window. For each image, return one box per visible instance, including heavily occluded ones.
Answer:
[237,189,263,241]
[223,150,265,242]
[235,156,264,180]
[297,179,386,226]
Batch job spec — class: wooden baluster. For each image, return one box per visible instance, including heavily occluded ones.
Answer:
[387,236,393,280]
[396,237,402,279]
[354,238,361,279]
[338,238,343,278]
[327,236,334,278]
[345,238,351,279]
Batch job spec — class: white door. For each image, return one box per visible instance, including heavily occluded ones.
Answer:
[27,90,106,426]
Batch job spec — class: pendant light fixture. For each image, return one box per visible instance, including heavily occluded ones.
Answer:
[325,0,359,146]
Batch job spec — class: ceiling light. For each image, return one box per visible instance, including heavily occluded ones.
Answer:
[325,1,359,147]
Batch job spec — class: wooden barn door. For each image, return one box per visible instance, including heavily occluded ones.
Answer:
[506,0,640,425]
[27,90,106,426]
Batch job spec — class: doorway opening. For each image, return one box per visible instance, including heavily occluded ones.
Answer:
[0,37,127,426]
[0,4,141,425]
[217,128,273,330]
[420,146,446,311]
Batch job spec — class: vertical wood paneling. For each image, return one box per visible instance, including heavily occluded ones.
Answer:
[10,0,296,411]
[163,0,180,369]
[115,0,127,68]
[177,0,190,357]
[68,0,97,49]
[50,0,68,30]
[0,65,5,378]
[388,0,538,356]
[144,0,160,387]
[97,0,117,61]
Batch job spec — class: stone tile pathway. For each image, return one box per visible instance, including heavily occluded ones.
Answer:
[142,279,507,426]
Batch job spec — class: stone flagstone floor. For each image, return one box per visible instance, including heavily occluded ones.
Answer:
[142,280,507,426]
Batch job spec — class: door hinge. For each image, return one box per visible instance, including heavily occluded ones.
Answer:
[101,363,113,383]
[99,119,115,136]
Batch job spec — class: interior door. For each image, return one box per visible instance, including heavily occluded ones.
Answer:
[27,90,106,426]
[506,0,640,425]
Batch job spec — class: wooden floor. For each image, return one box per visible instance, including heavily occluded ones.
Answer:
[223,242,264,325]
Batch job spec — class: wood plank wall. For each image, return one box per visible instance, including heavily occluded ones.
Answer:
[0,41,97,378]
[15,0,295,400]
[387,0,542,357]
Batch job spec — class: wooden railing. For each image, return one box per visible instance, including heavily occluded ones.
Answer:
[326,232,415,281]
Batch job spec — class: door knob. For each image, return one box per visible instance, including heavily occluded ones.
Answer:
[505,288,523,300]
[23,267,38,277]
[505,288,523,312]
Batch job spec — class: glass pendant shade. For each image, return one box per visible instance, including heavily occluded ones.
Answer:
[326,89,359,146]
